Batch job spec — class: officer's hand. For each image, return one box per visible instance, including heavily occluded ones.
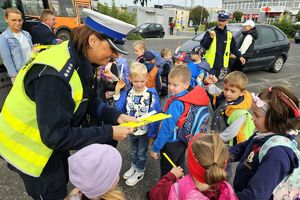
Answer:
[112,126,133,141]
[170,166,184,179]
[209,30,216,39]
[230,53,236,59]
[240,57,246,65]
[117,114,138,124]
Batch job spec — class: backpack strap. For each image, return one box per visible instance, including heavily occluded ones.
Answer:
[258,135,299,163]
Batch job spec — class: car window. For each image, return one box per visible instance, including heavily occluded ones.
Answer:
[261,27,277,44]
[235,33,243,45]
[149,24,156,30]
[275,29,286,41]
[138,23,150,29]
[156,24,161,29]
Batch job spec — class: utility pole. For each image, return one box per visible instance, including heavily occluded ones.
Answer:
[191,0,194,7]
[200,0,204,24]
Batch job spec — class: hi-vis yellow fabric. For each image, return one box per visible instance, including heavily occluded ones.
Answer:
[0,41,83,177]
[205,31,232,69]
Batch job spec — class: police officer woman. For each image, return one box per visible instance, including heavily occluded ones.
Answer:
[0,9,136,199]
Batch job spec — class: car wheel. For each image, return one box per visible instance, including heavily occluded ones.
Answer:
[56,29,71,41]
[270,56,284,73]
[159,32,164,38]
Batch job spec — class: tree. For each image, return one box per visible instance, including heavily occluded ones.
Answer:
[133,0,150,6]
[295,10,300,22]
[189,6,209,25]
[233,11,244,22]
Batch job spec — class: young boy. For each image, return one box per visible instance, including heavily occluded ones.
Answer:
[150,65,209,176]
[188,46,210,87]
[173,51,187,67]
[115,62,162,186]
[159,48,173,96]
[207,71,255,145]
[133,41,146,63]
[143,50,161,93]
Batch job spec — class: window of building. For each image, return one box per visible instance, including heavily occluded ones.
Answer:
[294,1,300,7]
[261,27,277,44]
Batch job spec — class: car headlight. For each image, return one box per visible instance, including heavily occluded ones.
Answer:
[139,30,143,33]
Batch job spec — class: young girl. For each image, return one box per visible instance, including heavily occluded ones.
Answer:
[66,144,125,200]
[231,86,300,199]
[133,41,146,63]
[149,134,236,200]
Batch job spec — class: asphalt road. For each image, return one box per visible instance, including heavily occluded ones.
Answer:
[1,33,300,200]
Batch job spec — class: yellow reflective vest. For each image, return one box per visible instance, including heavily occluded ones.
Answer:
[0,41,83,177]
[205,31,232,69]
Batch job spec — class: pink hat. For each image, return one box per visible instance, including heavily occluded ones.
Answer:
[68,144,122,199]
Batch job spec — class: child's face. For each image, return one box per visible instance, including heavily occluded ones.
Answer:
[134,46,145,57]
[130,74,147,93]
[168,77,189,95]
[190,53,201,61]
[251,103,268,133]
[164,52,172,61]
[223,83,245,102]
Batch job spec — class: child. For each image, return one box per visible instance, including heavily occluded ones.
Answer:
[115,62,162,186]
[159,48,173,96]
[208,71,255,146]
[133,40,146,63]
[188,46,210,87]
[173,51,187,67]
[230,86,300,199]
[143,50,162,93]
[67,144,125,200]
[149,134,236,200]
[150,65,209,176]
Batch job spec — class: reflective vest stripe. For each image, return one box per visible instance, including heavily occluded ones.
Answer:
[205,31,232,69]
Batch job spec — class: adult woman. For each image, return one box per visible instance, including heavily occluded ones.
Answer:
[0,7,33,82]
[0,9,135,199]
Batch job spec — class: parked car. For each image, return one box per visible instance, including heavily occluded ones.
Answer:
[131,23,165,38]
[295,30,300,43]
[179,23,290,73]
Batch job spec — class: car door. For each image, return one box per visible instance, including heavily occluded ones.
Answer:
[147,24,156,37]
[253,25,278,69]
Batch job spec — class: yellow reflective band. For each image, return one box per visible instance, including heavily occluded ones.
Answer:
[1,106,41,143]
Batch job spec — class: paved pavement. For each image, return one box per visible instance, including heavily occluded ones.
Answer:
[1,33,300,199]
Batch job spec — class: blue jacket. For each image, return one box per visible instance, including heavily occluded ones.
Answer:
[115,87,162,138]
[230,133,298,200]
[152,90,188,153]
[187,58,210,87]
[0,28,33,77]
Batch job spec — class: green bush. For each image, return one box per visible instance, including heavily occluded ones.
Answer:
[272,19,300,38]
[127,32,143,40]
[207,21,217,29]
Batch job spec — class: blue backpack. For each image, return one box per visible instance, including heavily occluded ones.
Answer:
[164,86,210,144]
[258,135,300,199]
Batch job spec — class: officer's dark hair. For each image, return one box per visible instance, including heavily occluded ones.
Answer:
[70,25,105,57]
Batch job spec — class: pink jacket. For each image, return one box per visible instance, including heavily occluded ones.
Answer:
[168,175,237,200]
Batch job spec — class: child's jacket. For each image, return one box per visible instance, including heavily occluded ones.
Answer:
[187,58,210,87]
[211,90,255,145]
[115,88,162,138]
[230,132,299,200]
[149,173,236,200]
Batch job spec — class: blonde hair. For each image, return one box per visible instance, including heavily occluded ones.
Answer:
[168,64,191,83]
[100,187,125,200]
[192,134,229,186]
[5,7,21,18]
[129,62,147,78]
[161,48,171,58]
[224,71,248,91]
[133,41,146,51]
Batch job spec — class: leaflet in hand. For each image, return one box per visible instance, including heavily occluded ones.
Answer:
[120,113,172,128]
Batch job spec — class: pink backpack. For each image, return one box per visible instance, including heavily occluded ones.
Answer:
[168,175,236,200]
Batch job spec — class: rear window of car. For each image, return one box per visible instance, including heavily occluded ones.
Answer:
[275,29,286,41]
[261,27,277,44]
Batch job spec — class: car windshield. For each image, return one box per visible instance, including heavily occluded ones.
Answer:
[193,24,242,41]
[138,23,150,29]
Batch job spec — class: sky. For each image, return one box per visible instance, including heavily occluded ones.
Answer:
[95,0,222,8]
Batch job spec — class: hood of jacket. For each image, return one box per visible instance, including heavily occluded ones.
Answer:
[178,86,209,106]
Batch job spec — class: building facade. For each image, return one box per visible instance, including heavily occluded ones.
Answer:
[222,0,299,23]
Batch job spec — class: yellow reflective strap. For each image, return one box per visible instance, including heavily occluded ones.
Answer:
[1,106,41,143]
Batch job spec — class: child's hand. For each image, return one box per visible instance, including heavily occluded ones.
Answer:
[204,74,218,85]
[150,151,159,160]
[115,79,125,91]
[67,188,82,200]
[170,166,184,179]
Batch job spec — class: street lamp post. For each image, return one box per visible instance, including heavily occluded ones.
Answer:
[200,0,204,25]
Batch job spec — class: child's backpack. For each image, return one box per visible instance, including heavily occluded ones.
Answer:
[164,86,210,144]
[258,135,300,200]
